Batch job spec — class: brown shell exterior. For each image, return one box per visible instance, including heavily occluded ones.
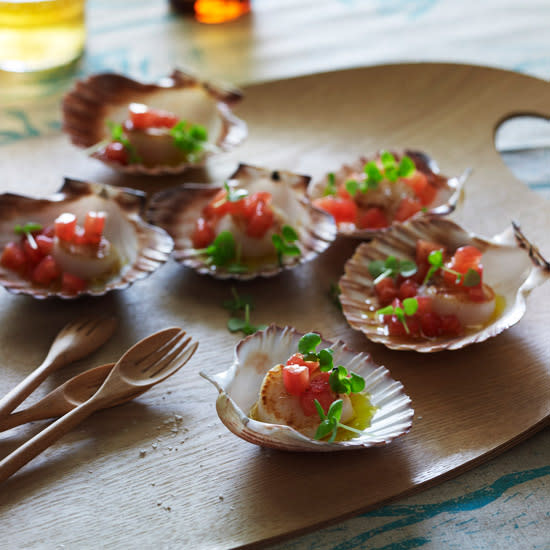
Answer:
[0,179,174,299]
[62,69,247,175]
[339,215,549,352]
[308,150,467,239]
[147,164,337,280]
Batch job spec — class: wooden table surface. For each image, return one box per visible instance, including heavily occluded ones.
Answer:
[1,2,549,549]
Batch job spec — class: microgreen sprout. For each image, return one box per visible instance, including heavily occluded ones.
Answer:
[368,256,417,284]
[107,121,142,163]
[377,297,419,334]
[329,365,366,395]
[346,152,416,195]
[272,225,300,266]
[170,120,208,161]
[14,221,42,250]
[227,303,267,336]
[14,222,42,236]
[223,286,254,314]
[224,182,248,202]
[193,231,247,272]
[297,333,335,371]
[314,399,363,442]
[423,250,481,287]
[323,172,338,196]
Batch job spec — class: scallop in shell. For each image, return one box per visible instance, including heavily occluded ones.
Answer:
[200,325,414,452]
[147,164,337,280]
[308,150,468,239]
[0,179,174,299]
[62,69,247,175]
[339,216,550,352]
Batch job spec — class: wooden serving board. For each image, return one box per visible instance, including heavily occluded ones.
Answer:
[0,63,549,549]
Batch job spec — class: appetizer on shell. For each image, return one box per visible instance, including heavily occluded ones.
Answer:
[62,69,247,175]
[339,216,550,352]
[309,150,467,239]
[200,325,414,452]
[0,179,173,299]
[147,164,337,280]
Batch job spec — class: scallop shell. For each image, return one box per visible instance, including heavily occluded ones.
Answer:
[200,325,414,452]
[62,69,247,175]
[0,179,174,299]
[147,163,337,280]
[339,216,550,352]
[308,150,468,239]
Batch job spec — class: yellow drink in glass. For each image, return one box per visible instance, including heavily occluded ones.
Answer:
[0,0,85,72]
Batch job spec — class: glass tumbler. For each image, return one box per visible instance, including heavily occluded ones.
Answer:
[0,0,85,73]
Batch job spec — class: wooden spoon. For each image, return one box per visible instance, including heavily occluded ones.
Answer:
[0,316,117,419]
[0,363,147,432]
[0,327,198,484]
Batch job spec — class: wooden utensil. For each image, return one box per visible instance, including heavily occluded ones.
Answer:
[0,327,198,484]
[0,317,117,419]
[0,363,147,432]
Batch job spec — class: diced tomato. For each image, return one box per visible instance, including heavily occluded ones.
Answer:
[245,199,274,239]
[394,197,422,222]
[467,285,487,302]
[35,235,54,256]
[387,314,407,336]
[440,314,462,336]
[41,224,55,238]
[336,184,353,200]
[128,103,179,130]
[403,171,437,206]
[313,196,358,225]
[299,371,336,416]
[415,296,432,315]
[399,279,419,300]
[358,207,389,229]
[282,364,310,396]
[55,213,77,242]
[61,272,87,293]
[420,312,442,338]
[83,211,106,244]
[443,245,483,288]
[203,190,231,219]
[286,353,319,374]
[23,236,43,266]
[242,192,271,219]
[104,141,129,165]
[32,256,61,286]
[406,315,421,337]
[1,241,27,272]
[191,217,216,248]
[375,277,398,306]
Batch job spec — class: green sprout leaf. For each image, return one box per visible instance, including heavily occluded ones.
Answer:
[313,398,363,442]
[323,172,337,196]
[223,287,254,313]
[14,222,42,236]
[224,182,248,202]
[227,304,267,336]
[329,365,366,395]
[298,333,321,354]
[318,348,334,372]
[204,231,236,266]
[368,256,418,284]
[398,155,416,178]
[423,249,481,287]
[272,224,301,266]
[345,179,359,197]
[376,297,419,334]
[107,121,142,164]
[170,120,208,160]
